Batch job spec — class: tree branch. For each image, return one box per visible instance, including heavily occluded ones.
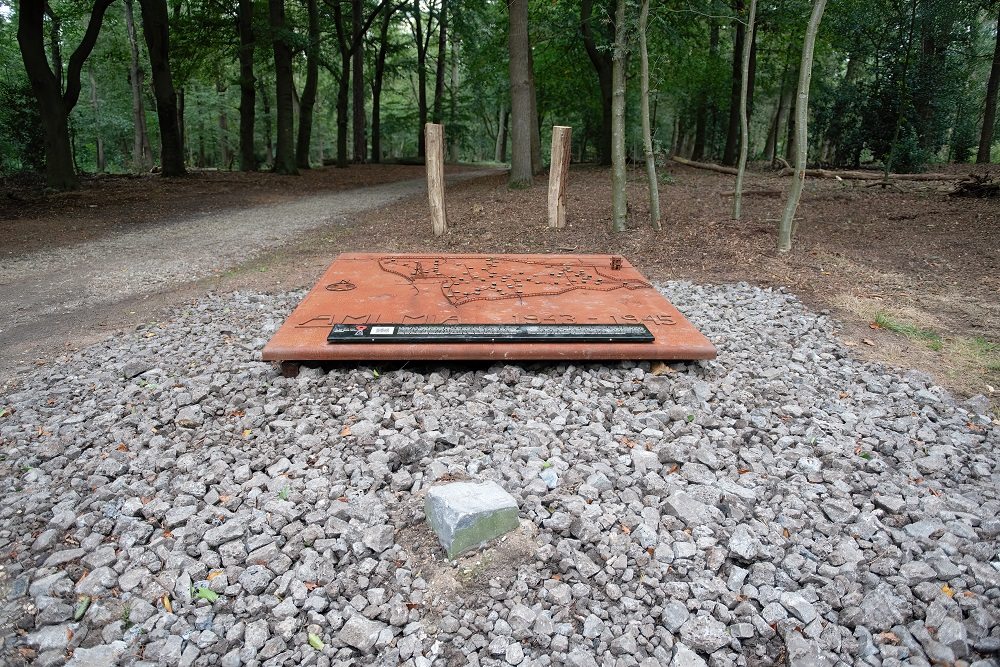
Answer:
[63,0,115,110]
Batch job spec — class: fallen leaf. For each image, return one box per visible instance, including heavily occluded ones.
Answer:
[783,528,790,538]
[207,570,222,581]
[941,584,955,598]
[195,587,219,603]
[340,425,351,437]
[650,361,674,375]
[862,338,875,346]
[242,429,252,438]
[308,633,325,650]
[162,595,173,613]
[877,631,899,644]
[620,524,631,534]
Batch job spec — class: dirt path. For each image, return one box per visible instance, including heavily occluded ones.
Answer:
[0,168,498,384]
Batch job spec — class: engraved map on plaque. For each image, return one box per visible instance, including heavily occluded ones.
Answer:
[262,253,717,362]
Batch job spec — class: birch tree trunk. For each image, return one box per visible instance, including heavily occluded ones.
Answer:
[638,0,660,230]
[777,0,827,252]
[124,0,152,173]
[732,0,757,220]
[610,0,627,232]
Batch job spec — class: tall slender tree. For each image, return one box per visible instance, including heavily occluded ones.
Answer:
[733,0,757,220]
[370,2,400,163]
[16,0,115,189]
[722,0,746,165]
[351,0,365,161]
[508,0,537,186]
[638,0,660,230]
[269,0,297,174]
[139,0,186,176]
[237,0,256,171]
[432,0,448,123]
[296,0,319,169]
[581,0,613,165]
[977,6,1000,163]
[124,0,152,172]
[777,0,827,252]
[609,0,627,232]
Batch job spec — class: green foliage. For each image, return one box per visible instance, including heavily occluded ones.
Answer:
[2,0,997,177]
[0,79,45,174]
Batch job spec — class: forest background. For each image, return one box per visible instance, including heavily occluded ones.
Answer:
[2,0,1000,191]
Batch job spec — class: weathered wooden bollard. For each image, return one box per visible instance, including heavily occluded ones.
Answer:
[548,126,572,228]
[425,123,447,236]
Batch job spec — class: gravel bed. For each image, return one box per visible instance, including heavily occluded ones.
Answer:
[0,282,997,667]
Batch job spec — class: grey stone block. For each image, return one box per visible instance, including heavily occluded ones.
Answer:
[424,481,519,559]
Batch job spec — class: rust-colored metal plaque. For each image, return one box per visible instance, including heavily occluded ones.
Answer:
[262,253,716,362]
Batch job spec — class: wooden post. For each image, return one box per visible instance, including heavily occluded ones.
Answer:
[425,123,447,236]
[547,126,572,228]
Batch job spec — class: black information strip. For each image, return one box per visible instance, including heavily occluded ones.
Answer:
[327,323,654,344]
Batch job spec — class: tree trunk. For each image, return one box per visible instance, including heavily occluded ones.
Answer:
[732,0,756,220]
[139,0,186,176]
[351,0,366,162]
[371,7,392,163]
[17,0,114,189]
[785,86,796,163]
[977,7,1000,164]
[693,16,719,162]
[495,105,509,162]
[777,0,827,253]
[260,77,274,165]
[238,0,256,171]
[764,48,791,163]
[884,0,917,177]
[581,0,613,165]
[268,0,297,174]
[217,83,231,168]
[88,64,106,173]
[432,0,447,123]
[508,0,536,187]
[47,8,63,93]
[448,37,460,161]
[124,0,153,172]
[638,0,660,230]
[610,0,627,232]
[746,24,757,125]
[722,0,745,166]
[413,0,429,157]
[296,0,319,169]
